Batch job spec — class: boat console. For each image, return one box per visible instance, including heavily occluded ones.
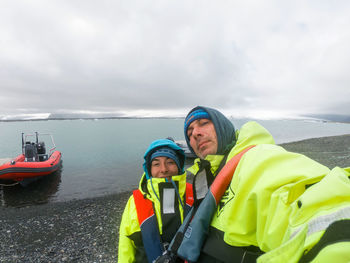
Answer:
[22,133,51,162]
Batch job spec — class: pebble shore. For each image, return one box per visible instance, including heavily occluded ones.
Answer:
[0,134,349,262]
[0,191,130,263]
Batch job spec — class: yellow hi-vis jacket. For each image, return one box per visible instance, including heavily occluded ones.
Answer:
[187,121,350,262]
[118,172,191,263]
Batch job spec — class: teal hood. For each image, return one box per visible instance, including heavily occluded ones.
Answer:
[143,139,186,179]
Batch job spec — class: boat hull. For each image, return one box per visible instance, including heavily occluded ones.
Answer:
[0,151,62,181]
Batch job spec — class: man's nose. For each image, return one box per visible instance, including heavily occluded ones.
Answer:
[192,126,203,138]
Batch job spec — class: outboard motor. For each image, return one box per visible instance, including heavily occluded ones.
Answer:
[37,142,46,154]
[37,141,48,161]
[25,142,37,162]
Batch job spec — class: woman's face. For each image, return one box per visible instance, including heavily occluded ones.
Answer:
[151,156,179,180]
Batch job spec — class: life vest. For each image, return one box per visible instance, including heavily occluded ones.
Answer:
[133,182,193,263]
[167,146,256,262]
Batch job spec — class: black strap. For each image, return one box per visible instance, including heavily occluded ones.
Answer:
[193,154,229,206]
[167,153,230,258]
[159,182,182,244]
[168,206,197,255]
[299,219,350,263]
[200,227,263,263]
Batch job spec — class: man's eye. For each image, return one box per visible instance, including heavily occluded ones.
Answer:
[152,163,160,167]
[187,130,193,138]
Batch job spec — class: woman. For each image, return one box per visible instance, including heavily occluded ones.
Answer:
[118,139,193,263]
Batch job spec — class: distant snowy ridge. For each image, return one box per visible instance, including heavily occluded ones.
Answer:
[0,112,349,123]
[0,113,51,121]
[305,114,350,123]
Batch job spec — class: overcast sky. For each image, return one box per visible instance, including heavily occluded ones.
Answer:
[1,0,349,119]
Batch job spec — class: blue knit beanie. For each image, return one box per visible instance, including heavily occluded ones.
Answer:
[150,147,181,172]
[184,109,211,134]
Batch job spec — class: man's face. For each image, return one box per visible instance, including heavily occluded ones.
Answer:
[186,119,218,159]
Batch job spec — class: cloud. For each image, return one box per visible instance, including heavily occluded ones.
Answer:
[0,0,349,117]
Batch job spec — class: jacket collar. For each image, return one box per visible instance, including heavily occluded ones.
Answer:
[138,172,187,199]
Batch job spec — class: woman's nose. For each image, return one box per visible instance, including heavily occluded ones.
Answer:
[160,162,168,172]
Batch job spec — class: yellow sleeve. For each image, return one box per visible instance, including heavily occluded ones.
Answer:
[220,144,329,250]
[118,195,140,263]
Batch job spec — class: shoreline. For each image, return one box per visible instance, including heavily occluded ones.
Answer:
[0,134,349,262]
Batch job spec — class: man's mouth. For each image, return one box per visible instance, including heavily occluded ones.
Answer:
[198,140,209,150]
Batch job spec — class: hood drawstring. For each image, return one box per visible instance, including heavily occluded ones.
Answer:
[171,179,184,211]
[150,177,161,203]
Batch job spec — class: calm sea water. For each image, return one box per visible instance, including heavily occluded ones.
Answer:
[1,118,350,207]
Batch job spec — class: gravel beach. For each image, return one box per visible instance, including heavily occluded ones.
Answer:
[0,191,130,263]
[0,134,349,263]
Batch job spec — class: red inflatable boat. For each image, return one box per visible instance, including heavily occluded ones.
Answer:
[0,132,62,183]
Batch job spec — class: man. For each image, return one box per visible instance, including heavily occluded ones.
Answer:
[118,139,193,263]
[160,106,350,263]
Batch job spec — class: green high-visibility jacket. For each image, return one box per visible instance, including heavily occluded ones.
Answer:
[118,172,191,263]
[188,121,350,262]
